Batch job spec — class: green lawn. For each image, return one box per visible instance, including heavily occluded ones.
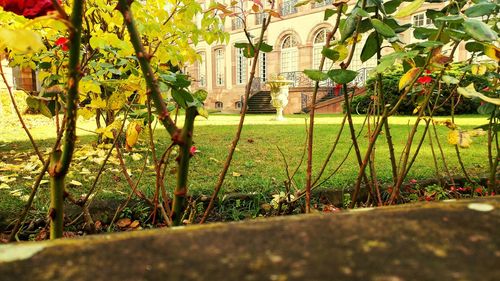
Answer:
[0,113,491,223]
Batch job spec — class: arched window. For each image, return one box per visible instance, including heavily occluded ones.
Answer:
[312,28,333,70]
[280,34,298,73]
[215,48,225,86]
[197,52,206,87]
[215,101,223,109]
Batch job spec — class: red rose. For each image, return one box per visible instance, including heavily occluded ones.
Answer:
[55,37,70,51]
[417,76,432,84]
[0,0,56,19]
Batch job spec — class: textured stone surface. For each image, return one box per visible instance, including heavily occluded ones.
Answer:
[1,197,499,281]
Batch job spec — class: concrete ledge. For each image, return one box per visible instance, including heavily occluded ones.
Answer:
[1,198,499,281]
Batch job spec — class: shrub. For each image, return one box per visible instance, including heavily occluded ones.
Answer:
[347,64,486,115]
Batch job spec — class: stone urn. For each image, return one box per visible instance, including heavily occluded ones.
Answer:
[266,77,293,121]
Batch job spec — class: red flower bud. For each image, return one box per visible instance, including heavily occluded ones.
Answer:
[189,146,197,156]
[55,37,70,51]
[0,0,58,19]
[417,76,432,84]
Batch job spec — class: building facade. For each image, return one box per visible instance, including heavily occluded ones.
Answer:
[188,0,469,113]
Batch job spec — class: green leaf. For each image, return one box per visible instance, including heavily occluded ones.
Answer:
[464,3,497,18]
[434,15,464,23]
[465,42,484,53]
[384,0,402,14]
[385,18,412,33]
[355,9,370,18]
[324,8,335,21]
[234,42,249,49]
[413,27,437,40]
[361,32,379,63]
[171,89,194,108]
[259,42,273,53]
[235,42,255,58]
[371,19,396,38]
[26,96,40,111]
[394,0,425,18]
[304,70,329,81]
[193,89,208,102]
[477,103,498,116]
[463,19,498,42]
[327,69,358,84]
[341,15,357,42]
[441,75,459,85]
[321,47,340,62]
[333,44,349,61]
[375,58,395,73]
[369,0,387,15]
[457,83,500,105]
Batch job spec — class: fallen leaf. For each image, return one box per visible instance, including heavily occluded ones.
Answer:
[69,180,83,187]
[232,172,241,177]
[116,218,132,228]
[129,220,140,228]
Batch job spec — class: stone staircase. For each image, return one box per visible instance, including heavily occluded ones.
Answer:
[246,91,276,114]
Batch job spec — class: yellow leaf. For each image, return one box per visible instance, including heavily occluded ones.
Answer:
[232,172,241,177]
[69,180,82,186]
[457,83,500,106]
[126,121,142,151]
[447,130,472,148]
[89,96,107,109]
[0,28,45,54]
[197,106,209,119]
[107,92,126,111]
[399,67,421,91]
[468,129,486,137]
[79,80,101,94]
[78,108,94,120]
[484,44,500,61]
[131,153,143,161]
[394,0,425,18]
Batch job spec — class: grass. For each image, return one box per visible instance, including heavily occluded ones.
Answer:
[0,112,492,224]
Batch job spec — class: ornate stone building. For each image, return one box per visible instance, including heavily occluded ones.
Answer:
[188,0,468,113]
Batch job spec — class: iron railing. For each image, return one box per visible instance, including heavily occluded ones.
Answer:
[280,67,373,89]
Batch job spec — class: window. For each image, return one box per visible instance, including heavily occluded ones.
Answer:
[215,48,225,86]
[198,52,206,87]
[312,28,333,70]
[313,0,332,8]
[232,18,244,30]
[232,0,244,30]
[259,52,267,82]
[280,35,298,73]
[281,0,298,16]
[235,101,242,109]
[215,101,223,109]
[412,13,432,27]
[255,12,267,25]
[236,47,247,84]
